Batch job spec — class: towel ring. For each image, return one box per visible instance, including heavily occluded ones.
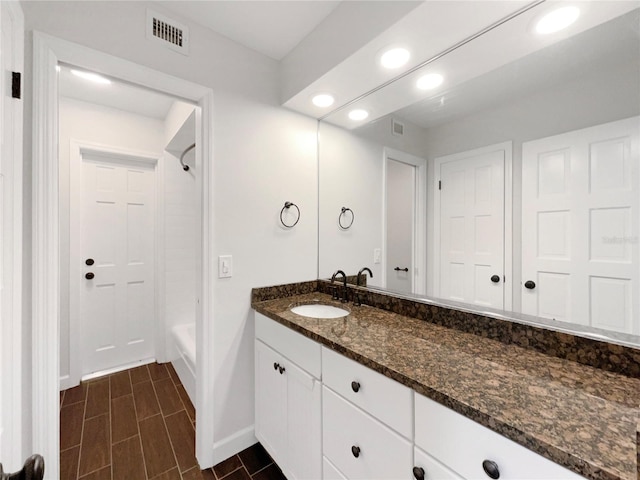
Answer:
[280,201,300,228]
[339,207,354,229]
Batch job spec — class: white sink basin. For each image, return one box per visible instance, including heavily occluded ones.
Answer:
[290,304,349,319]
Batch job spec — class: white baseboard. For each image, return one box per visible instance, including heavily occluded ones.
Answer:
[210,425,257,466]
[59,374,74,391]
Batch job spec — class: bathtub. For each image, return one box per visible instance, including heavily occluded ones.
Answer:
[171,323,196,406]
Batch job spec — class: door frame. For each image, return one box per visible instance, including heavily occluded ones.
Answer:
[67,140,161,388]
[433,141,513,311]
[0,0,24,470]
[32,32,215,476]
[382,147,427,295]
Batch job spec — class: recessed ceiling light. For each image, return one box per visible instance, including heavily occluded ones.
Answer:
[312,94,335,108]
[348,109,369,121]
[535,6,580,34]
[416,73,444,90]
[71,69,111,85]
[380,47,410,69]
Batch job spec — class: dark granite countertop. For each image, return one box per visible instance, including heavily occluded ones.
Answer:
[252,292,640,480]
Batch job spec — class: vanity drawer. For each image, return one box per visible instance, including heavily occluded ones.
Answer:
[323,386,412,480]
[323,456,348,480]
[414,446,463,480]
[255,312,321,378]
[415,394,585,479]
[322,346,412,438]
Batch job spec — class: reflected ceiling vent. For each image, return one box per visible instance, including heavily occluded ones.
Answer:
[392,119,405,136]
[147,10,189,56]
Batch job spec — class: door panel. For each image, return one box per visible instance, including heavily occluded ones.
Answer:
[522,117,639,334]
[386,159,414,293]
[438,149,505,308]
[81,154,155,375]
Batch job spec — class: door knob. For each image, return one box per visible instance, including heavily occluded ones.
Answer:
[85,272,95,280]
[524,280,536,290]
[491,275,500,283]
[85,258,94,266]
[394,267,409,272]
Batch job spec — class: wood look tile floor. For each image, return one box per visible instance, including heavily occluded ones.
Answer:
[60,362,285,480]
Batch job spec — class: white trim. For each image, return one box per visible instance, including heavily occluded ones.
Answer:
[66,140,161,389]
[212,425,257,465]
[433,141,513,309]
[81,357,155,382]
[383,148,427,295]
[32,32,216,478]
[1,0,24,471]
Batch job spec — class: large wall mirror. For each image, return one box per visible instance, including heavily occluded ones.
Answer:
[318,3,640,346]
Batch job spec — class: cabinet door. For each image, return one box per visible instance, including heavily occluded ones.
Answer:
[255,340,287,466]
[285,360,322,480]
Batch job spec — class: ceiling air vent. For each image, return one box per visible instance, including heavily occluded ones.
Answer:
[146,10,189,56]
[392,119,405,136]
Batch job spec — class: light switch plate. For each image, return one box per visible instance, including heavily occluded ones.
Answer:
[373,248,381,264]
[218,255,232,278]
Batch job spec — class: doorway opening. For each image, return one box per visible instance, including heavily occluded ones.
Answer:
[32,33,215,475]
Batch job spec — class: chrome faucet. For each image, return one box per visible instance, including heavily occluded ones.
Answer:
[331,270,348,303]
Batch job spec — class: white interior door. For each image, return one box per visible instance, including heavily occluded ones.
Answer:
[386,159,415,293]
[79,152,156,376]
[437,149,505,308]
[522,117,639,334]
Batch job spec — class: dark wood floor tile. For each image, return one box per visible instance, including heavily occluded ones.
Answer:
[60,402,85,450]
[238,443,272,476]
[201,468,216,480]
[63,383,87,406]
[111,394,138,443]
[251,464,286,480]
[132,381,161,420]
[79,414,110,476]
[148,362,170,382]
[112,435,146,480]
[84,379,110,419]
[78,466,111,480]
[60,446,80,480]
[79,465,111,480]
[149,468,181,480]
[60,390,65,408]
[110,370,132,399]
[164,410,197,473]
[166,363,182,386]
[183,466,213,480]
[220,467,251,480]
[139,414,177,478]
[176,384,196,423]
[213,455,242,479]
[129,365,151,384]
[154,378,183,417]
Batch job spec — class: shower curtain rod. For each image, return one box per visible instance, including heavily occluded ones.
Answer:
[179,143,195,171]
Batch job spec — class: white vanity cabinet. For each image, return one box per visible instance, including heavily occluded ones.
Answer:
[414,394,585,480]
[255,313,322,480]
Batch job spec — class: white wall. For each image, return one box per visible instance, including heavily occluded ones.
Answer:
[58,97,165,385]
[318,122,383,284]
[22,0,319,467]
[163,101,197,355]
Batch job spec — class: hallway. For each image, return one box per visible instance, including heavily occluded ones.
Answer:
[59,362,283,480]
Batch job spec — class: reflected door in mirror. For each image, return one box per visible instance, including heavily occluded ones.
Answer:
[522,117,639,334]
[386,159,415,293]
[436,145,506,309]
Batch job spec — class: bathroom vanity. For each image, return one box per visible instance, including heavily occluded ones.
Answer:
[252,283,640,480]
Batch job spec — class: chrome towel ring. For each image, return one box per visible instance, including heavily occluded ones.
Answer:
[280,201,300,228]
[339,207,354,229]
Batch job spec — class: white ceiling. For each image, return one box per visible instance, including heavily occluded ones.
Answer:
[160,0,342,60]
[58,65,178,119]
